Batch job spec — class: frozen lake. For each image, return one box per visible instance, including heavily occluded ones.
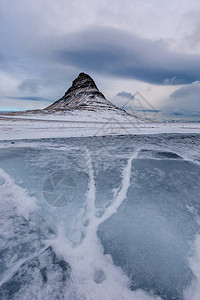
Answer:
[0,134,200,300]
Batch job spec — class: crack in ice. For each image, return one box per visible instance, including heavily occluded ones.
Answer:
[97,150,138,225]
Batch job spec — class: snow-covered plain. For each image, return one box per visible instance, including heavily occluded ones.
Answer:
[0,112,199,141]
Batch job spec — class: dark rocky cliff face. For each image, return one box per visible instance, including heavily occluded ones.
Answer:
[45,73,124,112]
[63,72,105,99]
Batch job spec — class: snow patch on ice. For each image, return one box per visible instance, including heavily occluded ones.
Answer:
[0,168,38,219]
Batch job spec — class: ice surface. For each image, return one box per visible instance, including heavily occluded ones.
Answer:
[0,134,200,300]
[98,158,200,299]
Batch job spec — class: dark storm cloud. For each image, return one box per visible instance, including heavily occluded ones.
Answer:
[53,27,200,85]
[6,96,51,102]
[115,91,133,99]
[2,23,200,89]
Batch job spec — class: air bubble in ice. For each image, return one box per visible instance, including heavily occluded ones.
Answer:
[94,269,106,284]
[95,209,104,218]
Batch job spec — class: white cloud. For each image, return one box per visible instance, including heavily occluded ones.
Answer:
[162,81,200,113]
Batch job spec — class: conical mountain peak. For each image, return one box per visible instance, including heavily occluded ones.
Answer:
[60,72,103,100]
[45,73,125,113]
[70,72,98,91]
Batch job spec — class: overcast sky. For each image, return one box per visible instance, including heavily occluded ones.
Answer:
[0,0,200,118]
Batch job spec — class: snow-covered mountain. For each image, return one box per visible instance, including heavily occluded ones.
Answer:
[2,72,142,123]
[43,72,138,123]
[40,72,143,122]
[45,72,124,113]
